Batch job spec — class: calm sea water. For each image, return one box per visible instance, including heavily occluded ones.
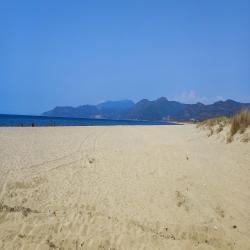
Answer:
[0,114,174,127]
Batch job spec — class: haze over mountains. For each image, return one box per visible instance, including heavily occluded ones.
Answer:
[43,98,250,121]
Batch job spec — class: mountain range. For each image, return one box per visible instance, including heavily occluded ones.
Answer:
[43,98,250,121]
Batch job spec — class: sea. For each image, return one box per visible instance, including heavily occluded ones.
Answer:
[0,114,175,127]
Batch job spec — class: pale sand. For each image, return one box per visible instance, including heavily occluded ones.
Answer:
[0,125,249,250]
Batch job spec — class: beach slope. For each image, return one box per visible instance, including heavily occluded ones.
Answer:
[0,125,249,249]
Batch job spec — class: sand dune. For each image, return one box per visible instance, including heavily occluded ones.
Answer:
[0,125,249,250]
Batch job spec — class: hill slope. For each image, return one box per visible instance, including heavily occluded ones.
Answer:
[43,100,134,119]
[43,98,250,121]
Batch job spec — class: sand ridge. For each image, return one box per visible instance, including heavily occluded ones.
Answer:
[0,125,249,249]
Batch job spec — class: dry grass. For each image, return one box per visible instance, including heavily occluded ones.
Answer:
[196,116,228,137]
[230,109,250,136]
[196,116,228,129]
[197,110,250,143]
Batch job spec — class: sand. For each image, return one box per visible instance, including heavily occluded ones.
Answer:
[0,125,249,250]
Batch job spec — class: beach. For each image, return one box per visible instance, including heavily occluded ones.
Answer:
[0,125,249,250]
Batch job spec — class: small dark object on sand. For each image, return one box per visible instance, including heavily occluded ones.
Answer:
[186,156,189,160]
[89,158,95,164]
[47,239,56,249]
[18,234,25,238]
[233,225,237,229]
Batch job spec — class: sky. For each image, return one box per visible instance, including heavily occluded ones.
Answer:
[0,0,250,114]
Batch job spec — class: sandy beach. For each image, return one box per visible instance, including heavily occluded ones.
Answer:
[0,125,249,250]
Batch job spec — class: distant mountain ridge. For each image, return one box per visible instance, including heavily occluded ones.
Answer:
[43,98,250,121]
[43,100,135,119]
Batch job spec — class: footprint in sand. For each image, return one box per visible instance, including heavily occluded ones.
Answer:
[215,206,225,218]
[175,191,189,211]
[0,202,39,217]
[7,176,47,190]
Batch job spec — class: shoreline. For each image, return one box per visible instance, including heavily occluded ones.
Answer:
[0,114,176,127]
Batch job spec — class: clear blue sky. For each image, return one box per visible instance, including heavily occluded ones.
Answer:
[1,0,250,114]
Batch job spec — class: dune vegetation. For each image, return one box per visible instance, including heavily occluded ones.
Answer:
[197,109,250,143]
